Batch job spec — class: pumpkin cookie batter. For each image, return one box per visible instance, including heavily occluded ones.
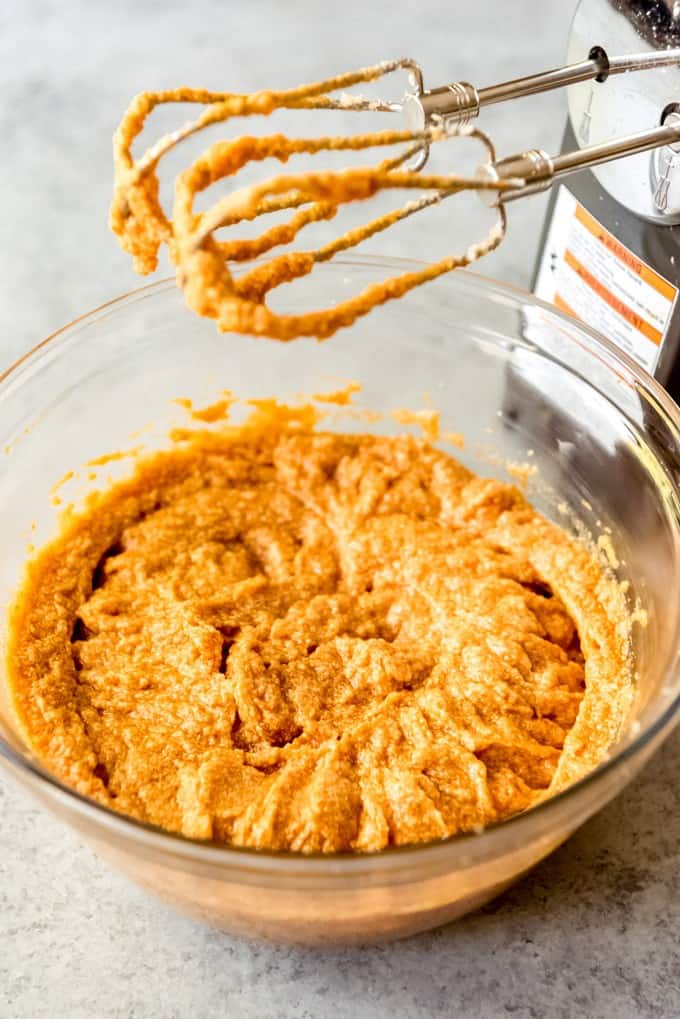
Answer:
[8,416,631,852]
[111,64,513,341]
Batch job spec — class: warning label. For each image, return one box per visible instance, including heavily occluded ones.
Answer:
[534,186,678,373]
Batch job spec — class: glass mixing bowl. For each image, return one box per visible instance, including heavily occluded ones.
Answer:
[1,257,680,946]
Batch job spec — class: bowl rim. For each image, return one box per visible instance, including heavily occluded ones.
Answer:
[2,255,680,875]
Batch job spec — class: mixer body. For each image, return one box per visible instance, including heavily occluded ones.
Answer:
[533,0,680,397]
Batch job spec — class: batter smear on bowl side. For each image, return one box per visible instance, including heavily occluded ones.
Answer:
[7,409,632,852]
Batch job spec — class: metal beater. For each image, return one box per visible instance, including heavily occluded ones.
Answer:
[112,43,680,339]
[398,46,680,201]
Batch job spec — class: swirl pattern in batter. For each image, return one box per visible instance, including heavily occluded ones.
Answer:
[8,418,631,852]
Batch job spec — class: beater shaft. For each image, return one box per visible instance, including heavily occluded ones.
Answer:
[479,117,680,204]
[404,46,680,132]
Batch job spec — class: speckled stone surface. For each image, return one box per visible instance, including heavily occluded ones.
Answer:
[1,2,679,1016]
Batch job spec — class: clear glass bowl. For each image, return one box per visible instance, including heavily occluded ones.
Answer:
[1,257,680,945]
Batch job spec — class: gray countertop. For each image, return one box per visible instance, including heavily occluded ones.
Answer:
[1,2,679,1016]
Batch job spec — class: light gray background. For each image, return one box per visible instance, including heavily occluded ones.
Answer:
[1,2,679,1017]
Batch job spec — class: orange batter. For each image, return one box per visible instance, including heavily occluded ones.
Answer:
[7,414,631,852]
[110,63,516,340]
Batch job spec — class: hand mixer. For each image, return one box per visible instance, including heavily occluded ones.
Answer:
[111,46,680,341]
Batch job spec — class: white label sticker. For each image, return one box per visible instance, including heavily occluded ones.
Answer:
[534,186,678,373]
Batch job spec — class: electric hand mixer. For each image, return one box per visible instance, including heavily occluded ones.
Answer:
[111,46,680,341]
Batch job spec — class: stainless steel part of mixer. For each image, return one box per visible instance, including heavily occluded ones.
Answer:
[567,0,680,222]
[401,46,680,135]
[478,111,680,204]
